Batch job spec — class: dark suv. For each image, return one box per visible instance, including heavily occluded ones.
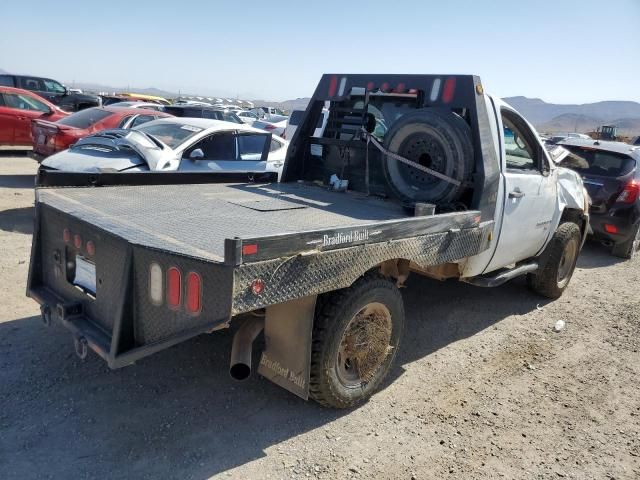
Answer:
[0,74,101,112]
[559,138,640,258]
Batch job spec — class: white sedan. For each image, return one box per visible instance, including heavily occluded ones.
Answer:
[40,118,288,179]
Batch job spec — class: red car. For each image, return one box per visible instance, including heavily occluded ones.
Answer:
[31,106,172,159]
[0,86,69,148]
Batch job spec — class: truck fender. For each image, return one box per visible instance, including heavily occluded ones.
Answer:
[546,167,589,250]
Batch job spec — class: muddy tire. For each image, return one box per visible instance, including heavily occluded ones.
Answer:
[611,223,640,259]
[527,222,581,299]
[309,272,404,409]
[382,109,474,206]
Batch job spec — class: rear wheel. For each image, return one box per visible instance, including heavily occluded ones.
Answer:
[309,272,404,408]
[527,222,581,299]
[611,224,640,259]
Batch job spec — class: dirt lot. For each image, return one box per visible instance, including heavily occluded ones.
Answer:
[0,154,638,480]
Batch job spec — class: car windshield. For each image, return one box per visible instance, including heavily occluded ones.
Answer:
[559,146,636,177]
[134,122,203,149]
[57,108,113,129]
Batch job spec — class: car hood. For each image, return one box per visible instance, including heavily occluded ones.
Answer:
[41,148,148,172]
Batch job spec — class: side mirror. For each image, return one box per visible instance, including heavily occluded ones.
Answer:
[189,148,204,160]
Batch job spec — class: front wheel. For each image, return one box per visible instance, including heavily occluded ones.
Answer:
[309,272,404,408]
[527,222,581,299]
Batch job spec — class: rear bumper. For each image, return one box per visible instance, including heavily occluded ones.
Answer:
[27,204,234,368]
[29,286,220,368]
[589,207,639,243]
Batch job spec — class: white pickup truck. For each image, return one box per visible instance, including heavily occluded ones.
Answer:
[29,74,588,408]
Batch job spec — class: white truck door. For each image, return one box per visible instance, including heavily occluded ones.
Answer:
[485,107,556,271]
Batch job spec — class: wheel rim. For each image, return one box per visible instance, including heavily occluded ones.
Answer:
[336,303,393,388]
[557,238,579,287]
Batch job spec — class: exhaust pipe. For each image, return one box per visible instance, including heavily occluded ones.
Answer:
[229,317,265,380]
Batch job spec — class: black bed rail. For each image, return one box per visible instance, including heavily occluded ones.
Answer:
[35,169,279,188]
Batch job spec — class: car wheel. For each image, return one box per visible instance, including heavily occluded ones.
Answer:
[309,272,404,408]
[527,222,581,299]
[611,223,640,259]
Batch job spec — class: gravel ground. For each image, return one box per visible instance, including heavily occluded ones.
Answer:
[0,154,638,480]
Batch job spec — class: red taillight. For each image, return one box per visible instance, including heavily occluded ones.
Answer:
[167,267,182,309]
[616,181,639,204]
[604,224,618,234]
[242,244,258,255]
[73,234,82,249]
[328,75,338,97]
[186,272,202,314]
[63,228,71,244]
[85,241,95,257]
[442,77,456,103]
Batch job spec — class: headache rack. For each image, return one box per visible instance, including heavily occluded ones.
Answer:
[282,74,501,221]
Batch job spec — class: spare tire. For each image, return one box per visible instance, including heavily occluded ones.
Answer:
[381,109,474,205]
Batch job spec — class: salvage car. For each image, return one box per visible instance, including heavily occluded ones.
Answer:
[31,106,172,159]
[163,105,243,123]
[0,74,101,112]
[0,86,69,149]
[108,101,166,111]
[28,74,588,409]
[252,118,287,137]
[558,138,640,258]
[39,118,288,178]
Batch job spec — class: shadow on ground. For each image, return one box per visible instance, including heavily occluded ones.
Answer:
[576,241,625,269]
[0,265,550,479]
[0,206,34,234]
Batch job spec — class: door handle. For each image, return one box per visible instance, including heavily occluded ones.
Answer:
[509,190,525,199]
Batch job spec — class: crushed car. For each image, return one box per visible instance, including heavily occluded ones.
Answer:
[39,117,288,179]
[558,138,640,258]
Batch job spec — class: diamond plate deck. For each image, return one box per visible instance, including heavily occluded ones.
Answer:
[38,182,408,263]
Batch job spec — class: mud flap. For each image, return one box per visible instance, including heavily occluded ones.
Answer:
[258,295,316,400]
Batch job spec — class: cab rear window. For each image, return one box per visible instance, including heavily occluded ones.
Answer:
[560,147,636,177]
[57,108,113,129]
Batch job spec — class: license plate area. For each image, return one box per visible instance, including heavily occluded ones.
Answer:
[70,254,97,298]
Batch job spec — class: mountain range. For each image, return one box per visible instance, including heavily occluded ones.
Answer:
[502,97,640,136]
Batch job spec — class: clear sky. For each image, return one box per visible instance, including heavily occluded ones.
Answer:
[2,0,639,103]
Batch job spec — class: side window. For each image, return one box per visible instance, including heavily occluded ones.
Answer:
[501,110,539,172]
[4,93,50,112]
[0,75,14,87]
[269,138,283,152]
[186,133,236,160]
[202,110,223,120]
[130,115,155,128]
[0,94,5,107]
[237,133,269,160]
[19,77,44,91]
[43,79,66,94]
[118,115,135,128]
